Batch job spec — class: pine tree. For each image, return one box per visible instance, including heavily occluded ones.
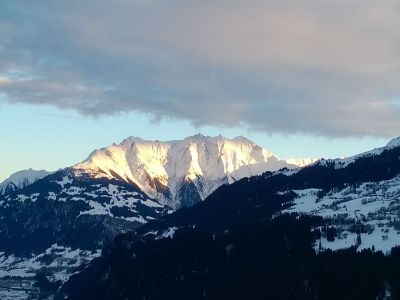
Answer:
[356,233,362,247]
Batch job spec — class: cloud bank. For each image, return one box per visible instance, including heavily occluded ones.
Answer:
[1,0,400,137]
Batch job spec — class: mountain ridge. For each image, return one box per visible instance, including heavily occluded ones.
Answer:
[0,169,50,195]
[74,134,314,208]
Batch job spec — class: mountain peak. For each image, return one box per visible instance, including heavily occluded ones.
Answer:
[191,133,206,139]
[232,135,252,142]
[121,136,146,145]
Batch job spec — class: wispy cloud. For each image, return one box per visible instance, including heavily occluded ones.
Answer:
[1,0,400,137]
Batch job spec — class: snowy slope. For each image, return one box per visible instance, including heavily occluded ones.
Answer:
[285,158,319,168]
[317,137,400,169]
[284,176,400,253]
[0,168,170,298]
[280,137,400,253]
[0,169,50,195]
[0,169,168,229]
[75,134,301,208]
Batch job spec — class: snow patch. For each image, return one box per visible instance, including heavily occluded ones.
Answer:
[56,176,73,188]
[156,227,178,240]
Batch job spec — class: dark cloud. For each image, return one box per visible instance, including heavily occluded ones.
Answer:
[1,0,400,137]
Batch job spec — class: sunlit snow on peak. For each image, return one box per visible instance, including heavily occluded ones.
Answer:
[74,134,308,208]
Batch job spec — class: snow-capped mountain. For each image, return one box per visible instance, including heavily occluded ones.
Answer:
[0,169,50,195]
[75,134,301,208]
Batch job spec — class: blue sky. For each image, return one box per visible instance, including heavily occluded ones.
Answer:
[0,1,398,181]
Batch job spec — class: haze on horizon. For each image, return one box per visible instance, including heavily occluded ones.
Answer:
[0,0,398,180]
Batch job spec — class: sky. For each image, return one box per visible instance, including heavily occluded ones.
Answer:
[0,0,398,181]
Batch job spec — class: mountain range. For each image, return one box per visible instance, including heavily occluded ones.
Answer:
[0,134,316,299]
[0,134,316,207]
[73,134,317,208]
[2,134,400,299]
